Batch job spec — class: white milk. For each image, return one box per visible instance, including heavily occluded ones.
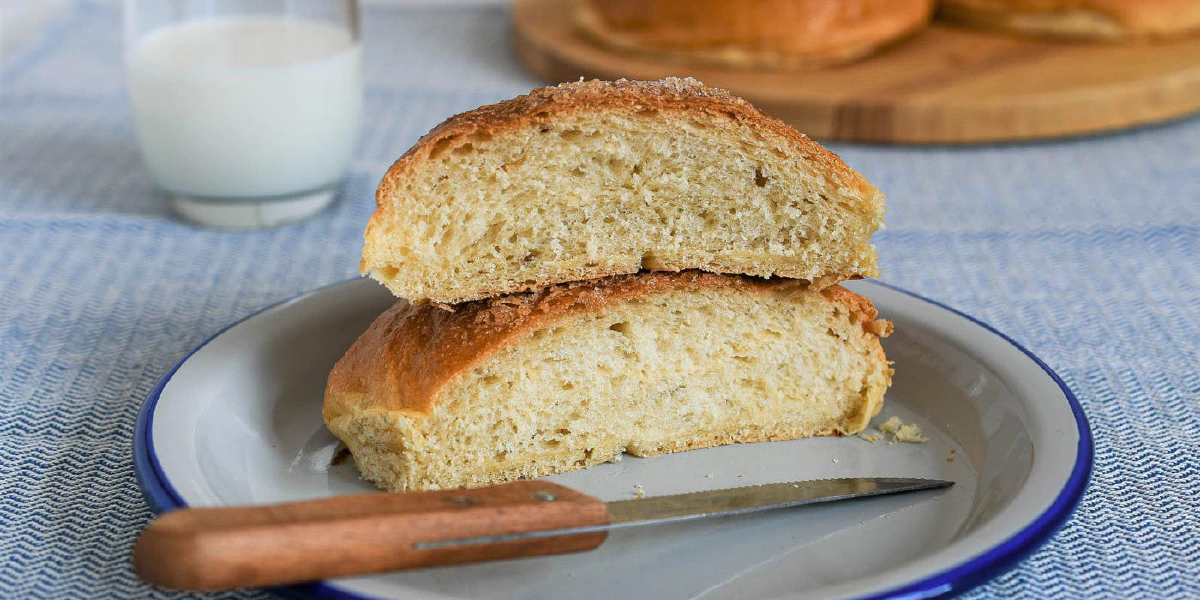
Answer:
[127,17,362,200]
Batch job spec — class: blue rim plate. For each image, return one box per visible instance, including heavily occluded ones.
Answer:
[133,279,1092,600]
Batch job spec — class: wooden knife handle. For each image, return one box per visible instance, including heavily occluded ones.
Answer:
[133,480,610,591]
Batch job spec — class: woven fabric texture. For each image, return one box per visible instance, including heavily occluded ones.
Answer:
[0,2,1197,598]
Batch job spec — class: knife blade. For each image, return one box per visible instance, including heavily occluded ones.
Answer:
[414,477,951,549]
[134,477,951,591]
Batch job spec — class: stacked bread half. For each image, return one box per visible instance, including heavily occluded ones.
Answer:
[325,78,893,491]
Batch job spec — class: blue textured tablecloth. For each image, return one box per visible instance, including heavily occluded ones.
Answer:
[1,2,1197,598]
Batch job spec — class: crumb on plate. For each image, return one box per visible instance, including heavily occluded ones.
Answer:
[877,416,929,443]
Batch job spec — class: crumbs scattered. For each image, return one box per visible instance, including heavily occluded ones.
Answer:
[705,474,713,479]
[878,416,904,434]
[947,448,957,462]
[859,431,881,443]
[610,454,623,464]
[877,416,930,443]
[633,483,645,499]
[893,425,929,443]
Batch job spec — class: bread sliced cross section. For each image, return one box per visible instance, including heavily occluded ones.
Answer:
[324,271,893,491]
[363,78,885,304]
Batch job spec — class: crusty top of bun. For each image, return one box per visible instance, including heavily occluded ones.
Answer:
[371,77,878,231]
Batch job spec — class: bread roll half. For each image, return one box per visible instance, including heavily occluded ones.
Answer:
[363,78,885,304]
[576,0,936,69]
[939,0,1200,41]
[324,271,892,491]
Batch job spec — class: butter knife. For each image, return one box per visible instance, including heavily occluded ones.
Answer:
[134,477,951,590]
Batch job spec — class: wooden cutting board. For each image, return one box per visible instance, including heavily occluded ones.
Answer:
[512,0,1200,143]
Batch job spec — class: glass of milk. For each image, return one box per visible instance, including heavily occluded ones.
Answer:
[125,0,362,228]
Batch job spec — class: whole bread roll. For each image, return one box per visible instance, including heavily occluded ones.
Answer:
[363,78,885,305]
[575,0,935,68]
[938,0,1200,40]
[324,271,892,491]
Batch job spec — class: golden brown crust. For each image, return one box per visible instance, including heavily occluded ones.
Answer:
[324,271,890,422]
[364,78,881,275]
[938,0,1200,40]
[575,0,935,68]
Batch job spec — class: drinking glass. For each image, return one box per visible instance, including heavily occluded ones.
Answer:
[124,0,362,228]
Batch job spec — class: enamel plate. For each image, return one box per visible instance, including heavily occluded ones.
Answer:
[133,279,1092,600]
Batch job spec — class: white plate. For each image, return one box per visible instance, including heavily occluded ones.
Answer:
[133,279,1091,600]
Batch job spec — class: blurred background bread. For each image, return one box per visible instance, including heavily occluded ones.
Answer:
[575,0,935,68]
[324,271,892,491]
[938,0,1200,40]
[513,0,1200,143]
